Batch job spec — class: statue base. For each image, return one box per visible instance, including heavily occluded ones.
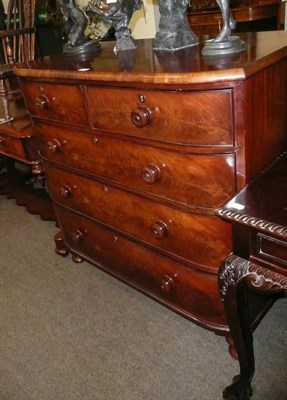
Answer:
[202,36,246,56]
[153,17,199,52]
[63,40,101,56]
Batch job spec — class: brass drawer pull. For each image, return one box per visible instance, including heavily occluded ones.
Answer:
[131,106,152,128]
[141,164,161,184]
[151,220,168,239]
[160,275,174,294]
[59,185,72,199]
[35,95,50,111]
[47,139,61,154]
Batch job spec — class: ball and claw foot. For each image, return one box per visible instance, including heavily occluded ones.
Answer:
[223,375,253,400]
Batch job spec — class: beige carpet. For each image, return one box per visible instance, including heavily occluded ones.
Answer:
[0,198,286,400]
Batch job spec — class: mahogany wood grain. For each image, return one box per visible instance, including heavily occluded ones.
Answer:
[35,122,236,211]
[55,204,227,331]
[15,32,287,84]
[44,162,232,273]
[15,32,287,345]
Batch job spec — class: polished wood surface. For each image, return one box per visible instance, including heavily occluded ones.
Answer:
[14,32,287,350]
[15,31,287,83]
[217,152,287,400]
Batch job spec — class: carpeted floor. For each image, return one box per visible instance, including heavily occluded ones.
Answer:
[0,198,286,400]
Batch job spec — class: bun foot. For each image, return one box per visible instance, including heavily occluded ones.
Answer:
[223,375,253,400]
[54,231,69,257]
[72,254,84,263]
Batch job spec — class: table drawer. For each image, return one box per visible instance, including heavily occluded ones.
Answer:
[45,163,232,272]
[86,87,233,146]
[55,205,226,329]
[21,81,89,126]
[37,122,235,209]
[251,233,287,273]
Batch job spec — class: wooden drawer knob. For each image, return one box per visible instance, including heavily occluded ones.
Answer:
[151,220,168,239]
[47,139,61,154]
[71,229,84,244]
[131,106,152,128]
[160,275,174,293]
[35,95,50,111]
[59,185,72,199]
[141,164,161,184]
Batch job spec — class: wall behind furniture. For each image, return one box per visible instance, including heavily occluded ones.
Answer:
[1,0,160,39]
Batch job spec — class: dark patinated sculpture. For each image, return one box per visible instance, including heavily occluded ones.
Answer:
[86,0,143,51]
[154,0,245,54]
[201,0,246,55]
[154,0,198,51]
[59,0,101,54]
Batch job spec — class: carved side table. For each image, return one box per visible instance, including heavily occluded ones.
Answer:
[217,152,287,400]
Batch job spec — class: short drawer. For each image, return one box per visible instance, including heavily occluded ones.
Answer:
[251,232,287,274]
[45,164,232,272]
[86,87,234,146]
[55,205,227,330]
[21,81,89,126]
[36,122,236,209]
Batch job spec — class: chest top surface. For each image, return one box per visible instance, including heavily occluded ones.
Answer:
[14,31,287,86]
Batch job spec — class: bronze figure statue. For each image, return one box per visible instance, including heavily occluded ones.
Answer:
[213,0,236,42]
[86,0,143,51]
[58,0,101,55]
[154,0,198,51]
[201,0,246,55]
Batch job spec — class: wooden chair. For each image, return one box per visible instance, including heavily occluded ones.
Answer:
[0,0,36,124]
[0,0,56,221]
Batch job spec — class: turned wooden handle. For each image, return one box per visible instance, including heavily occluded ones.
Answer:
[47,139,61,154]
[131,106,152,128]
[59,185,72,199]
[71,229,84,244]
[151,220,168,240]
[160,275,174,293]
[35,95,50,111]
[141,164,161,184]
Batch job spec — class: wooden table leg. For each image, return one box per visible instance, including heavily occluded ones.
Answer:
[218,254,287,400]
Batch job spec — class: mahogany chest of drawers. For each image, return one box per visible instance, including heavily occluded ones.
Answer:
[15,32,287,341]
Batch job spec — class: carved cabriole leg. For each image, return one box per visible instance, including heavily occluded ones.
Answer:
[219,254,287,400]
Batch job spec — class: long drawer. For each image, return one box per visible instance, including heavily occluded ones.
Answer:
[86,87,234,146]
[45,163,232,272]
[55,204,227,331]
[36,122,236,210]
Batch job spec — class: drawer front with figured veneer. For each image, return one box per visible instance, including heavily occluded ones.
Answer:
[21,82,89,126]
[45,163,232,272]
[36,122,236,209]
[55,205,227,330]
[86,87,234,146]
